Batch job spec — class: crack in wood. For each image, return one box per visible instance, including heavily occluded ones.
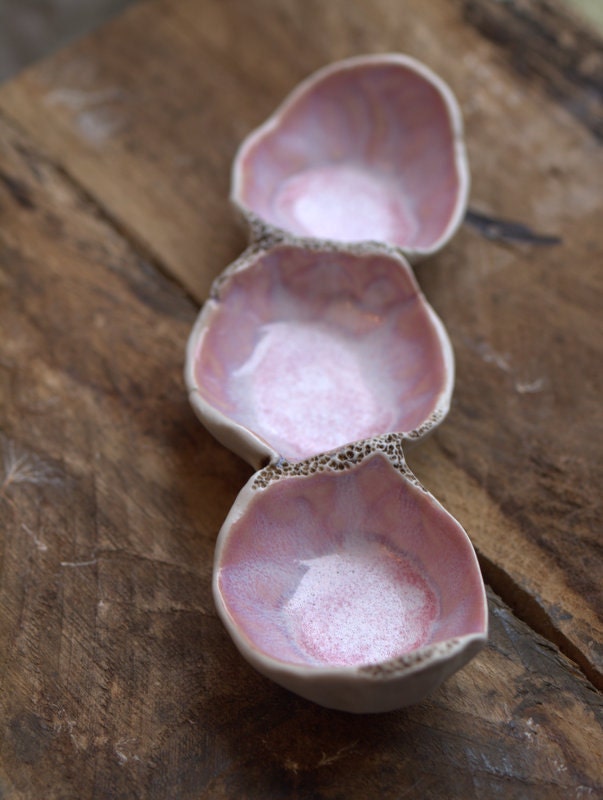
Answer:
[477,550,601,691]
[464,208,562,246]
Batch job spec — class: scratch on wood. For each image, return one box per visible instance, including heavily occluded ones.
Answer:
[317,740,358,767]
[397,778,426,798]
[0,436,61,497]
[465,338,511,372]
[21,523,48,552]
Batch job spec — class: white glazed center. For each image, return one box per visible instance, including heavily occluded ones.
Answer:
[231,321,393,460]
[272,164,419,244]
[283,541,439,666]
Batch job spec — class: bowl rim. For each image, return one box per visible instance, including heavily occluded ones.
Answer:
[230,52,471,261]
[184,240,455,469]
[212,445,488,684]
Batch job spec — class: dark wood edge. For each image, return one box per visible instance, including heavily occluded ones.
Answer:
[463,0,603,140]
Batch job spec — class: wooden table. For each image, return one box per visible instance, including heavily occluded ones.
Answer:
[0,0,601,796]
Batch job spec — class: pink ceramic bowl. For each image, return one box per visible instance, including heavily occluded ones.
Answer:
[232,54,469,260]
[185,242,454,468]
[214,439,488,713]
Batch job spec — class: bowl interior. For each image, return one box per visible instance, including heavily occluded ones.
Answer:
[235,60,464,251]
[193,246,450,461]
[216,454,487,668]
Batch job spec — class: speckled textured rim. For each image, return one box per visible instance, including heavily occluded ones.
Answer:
[183,54,486,712]
[231,53,470,262]
[185,240,455,469]
[212,438,488,713]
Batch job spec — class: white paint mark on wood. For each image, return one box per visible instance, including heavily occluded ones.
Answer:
[471,340,511,372]
[44,86,127,145]
[515,378,545,394]
[60,559,98,568]
[317,740,358,767]
[465,341,549,395]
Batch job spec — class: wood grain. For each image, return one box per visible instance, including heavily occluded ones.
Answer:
[0,0,601,686]
[0,110,601,799]
[1,0,602,796]
[463,0,603,140]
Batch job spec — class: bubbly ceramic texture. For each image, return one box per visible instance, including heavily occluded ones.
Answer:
[232,54,468,256]
[191,244,452,463]
[214,450,488,707]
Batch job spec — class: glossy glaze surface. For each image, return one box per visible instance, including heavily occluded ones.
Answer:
[189,244,453,463]
[215,452,487,671]
[232,55,469,257]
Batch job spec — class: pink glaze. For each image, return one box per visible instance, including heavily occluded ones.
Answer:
[216,453,487,668]
[235,321,394,459]
[233,56,467,253]
[273,164,418,244]
[193,245,452,461]
[284,543,438,665]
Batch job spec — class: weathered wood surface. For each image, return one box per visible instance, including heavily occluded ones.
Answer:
[1,0,600,686]
[0,0,602,797]
[464,0,603,140]
[0,109,601,800]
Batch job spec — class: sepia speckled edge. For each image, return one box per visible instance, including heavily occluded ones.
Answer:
[183,54,486,712]
[184,240,455,470]
[213,442,488,714]
[230,53,470,263]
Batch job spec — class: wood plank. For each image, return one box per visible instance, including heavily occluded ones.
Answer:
[1,0,601,297]
[0,0,601,685]
[464,0,603,141]
[0,112,602,800]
